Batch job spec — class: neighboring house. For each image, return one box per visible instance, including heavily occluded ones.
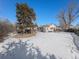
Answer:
[70,25,75,29]
[56,26,62,31]
[38,24,57,32]
[75,25,79,29]
[68,25,78,29]
[33,26,38,32]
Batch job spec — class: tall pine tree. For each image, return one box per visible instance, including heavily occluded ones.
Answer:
[16,3,36,33]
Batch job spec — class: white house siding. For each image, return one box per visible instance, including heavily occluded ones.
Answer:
[45,24,56,32]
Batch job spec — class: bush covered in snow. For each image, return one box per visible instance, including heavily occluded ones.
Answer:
[64,28,79,36]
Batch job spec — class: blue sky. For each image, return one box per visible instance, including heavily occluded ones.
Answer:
[0,0,79,25]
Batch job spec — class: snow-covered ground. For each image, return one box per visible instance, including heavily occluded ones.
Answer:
[0,32,79,59]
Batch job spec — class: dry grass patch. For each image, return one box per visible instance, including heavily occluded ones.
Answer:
[0,33,8,42]
[14,32,36,38]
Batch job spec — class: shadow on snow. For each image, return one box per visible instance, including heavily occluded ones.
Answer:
[0,40,56,59]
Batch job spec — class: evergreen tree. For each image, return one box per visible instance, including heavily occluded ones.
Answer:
[16,3,36,33]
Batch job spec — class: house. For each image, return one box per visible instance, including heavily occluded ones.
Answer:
[38,24,57,32]
[56,26,62,31]
[75,24,79,29]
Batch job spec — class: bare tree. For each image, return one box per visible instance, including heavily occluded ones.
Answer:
[57,2,79,30]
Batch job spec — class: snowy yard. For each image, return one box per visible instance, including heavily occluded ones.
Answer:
[0,32,79,59]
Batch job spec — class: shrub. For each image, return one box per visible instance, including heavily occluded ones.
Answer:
[74,29,79,36]
[64,28,75,32]
[0,19,14,42]
[0,23,8,42]
[65,28,79,36]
